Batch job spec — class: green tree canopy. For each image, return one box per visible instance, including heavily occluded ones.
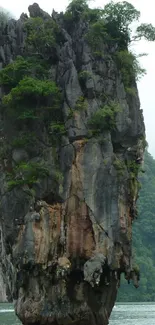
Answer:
[67,0,89,15]
[66,1,155,46]
[103,1,140,31]
[103,1,155,45]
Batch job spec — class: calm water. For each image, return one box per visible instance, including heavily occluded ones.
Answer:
[109,303,155,325]
[0,302,155,324]
[0,303,21,325]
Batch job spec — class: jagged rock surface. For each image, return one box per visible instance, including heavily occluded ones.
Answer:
[0,3,145,324]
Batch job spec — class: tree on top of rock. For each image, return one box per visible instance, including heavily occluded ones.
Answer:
[66,1,155,46]
[103,1,155,45]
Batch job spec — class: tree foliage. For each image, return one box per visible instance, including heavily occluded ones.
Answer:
[115,50,146,88]
[7,161,49,190]
[66,1,155,47]
[86,20,107,49]
[103,1,139,45]
[66,0,89,17]
[24,17,64,59]
[0,56,49,88]
[103,1,155,45]
[64,0,104,29]
[25,17,55,47]
[104,1,140,29]
[0,19,63,190]
[135,24,155,42]
[2,76,61,121]
[118,151,155,302]
[88,101,121,134]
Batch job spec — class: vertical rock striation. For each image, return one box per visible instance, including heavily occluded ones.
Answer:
[0,3,145,324]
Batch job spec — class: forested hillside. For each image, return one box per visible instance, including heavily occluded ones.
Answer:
[118,150,155,301]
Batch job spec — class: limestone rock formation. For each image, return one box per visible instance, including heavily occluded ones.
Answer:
[0,2,145,324]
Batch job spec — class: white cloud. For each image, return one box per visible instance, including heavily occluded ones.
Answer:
[0,0,68,17]
[1,0,155,156]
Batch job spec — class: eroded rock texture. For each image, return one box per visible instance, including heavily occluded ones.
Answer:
[0,3,145,324]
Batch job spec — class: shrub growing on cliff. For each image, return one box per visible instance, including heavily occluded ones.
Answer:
[78,70,93,91]
[49,123,67,145]
[2,76,61,121]
[66,0,88,17]
[75,96,88,111]
[78,70,92,81]
[86,20,107,50]
[24,17,63,58]
[0,56,49,88]
[127,160,141,201]
[115,50,146,88]
[7,161,49,190]
[118,151,155,302]
[127,160,140,177]
[11,132,36,149]
[0,56,31,88]
[113,157,126,177]
[64,0,88,31]
[88,101,121,134]
[64,0,104,31]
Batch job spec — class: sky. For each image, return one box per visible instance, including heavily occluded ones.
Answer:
[1,0,155,157]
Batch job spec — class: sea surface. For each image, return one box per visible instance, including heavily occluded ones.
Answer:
[0,302,155,325]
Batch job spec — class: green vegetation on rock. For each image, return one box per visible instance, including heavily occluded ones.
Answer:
[0,18,64,191]
[2,76,61,123]
[75,96,88,111]
[24,17,63,58]
[0,56,49,88]
[0,0,154,197]
[88,101,121,135]
[7,161,49,190]
[78,70,92,80]
[11,132,36,149]
[115,50,146,88]
[103,1,155,46]
[118,151,155,302]
[68,0,155,52]
[113,157,126,177]
[86,20,107,50]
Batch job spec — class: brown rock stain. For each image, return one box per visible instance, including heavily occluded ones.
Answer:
[66,140,95,258]
[48,204,62,258]
[48,204,61,242]
[66,200,95,258]
[32,209,49,264]
[32,204,61,264]
[119,200,132,240]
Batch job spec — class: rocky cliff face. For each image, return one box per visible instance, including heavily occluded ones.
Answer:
[0,3,145,325]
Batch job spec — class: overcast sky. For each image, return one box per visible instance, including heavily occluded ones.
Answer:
[1,0,155,157]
